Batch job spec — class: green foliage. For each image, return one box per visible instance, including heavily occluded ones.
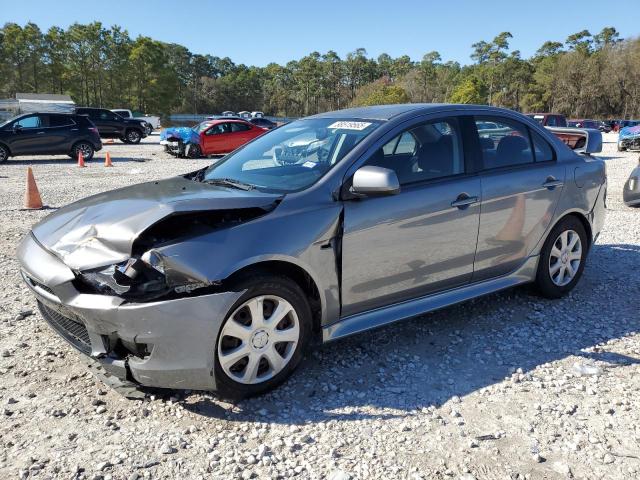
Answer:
[1,22,639,118]
[351,79,409,106]
[448,77,483,104]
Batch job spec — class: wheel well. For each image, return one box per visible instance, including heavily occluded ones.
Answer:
[563,212,593,250]
[225,261,322,333]
[0,142,11,155]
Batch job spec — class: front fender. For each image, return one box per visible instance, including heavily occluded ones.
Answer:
[154,202,343,325]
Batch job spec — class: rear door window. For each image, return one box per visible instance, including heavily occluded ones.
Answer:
[49,115,75,127]
[231,122,251,132]
[530,130,555,162]
[474,116,534,169]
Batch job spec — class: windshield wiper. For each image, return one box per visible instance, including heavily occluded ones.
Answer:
[204,177,255,191]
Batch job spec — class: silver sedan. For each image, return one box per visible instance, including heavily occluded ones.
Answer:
[17,104,606,398]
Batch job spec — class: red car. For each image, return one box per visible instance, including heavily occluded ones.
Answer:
[162,119,267,158]
[199,119,267,155]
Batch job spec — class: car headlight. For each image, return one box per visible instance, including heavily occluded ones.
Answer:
[78,250,168,299]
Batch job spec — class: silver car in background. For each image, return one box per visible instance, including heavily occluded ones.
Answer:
[17,104,606,398]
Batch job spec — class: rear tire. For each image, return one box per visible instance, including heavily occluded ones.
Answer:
[535,216,588,299]
[0,144,9,163]
[72,142,94,161]
[214,274,312,399]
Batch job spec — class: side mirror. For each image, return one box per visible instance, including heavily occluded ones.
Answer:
[351,166,400,196]
[13,124,22,133]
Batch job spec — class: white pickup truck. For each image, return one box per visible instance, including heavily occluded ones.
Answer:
[111,109,161,134]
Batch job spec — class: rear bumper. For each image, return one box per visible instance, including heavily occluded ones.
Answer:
[17,233,243,391]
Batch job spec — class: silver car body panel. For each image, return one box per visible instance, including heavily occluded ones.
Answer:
[324,256,538,341]
[16,104,607,391]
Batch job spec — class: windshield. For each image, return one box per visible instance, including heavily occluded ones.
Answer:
[0,114,21,128]
[193,121,214,133]
[202,118,382,192]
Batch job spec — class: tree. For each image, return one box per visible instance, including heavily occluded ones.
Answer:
[1,21,639,120]
[448,77,483,104]
[351,77,409,106]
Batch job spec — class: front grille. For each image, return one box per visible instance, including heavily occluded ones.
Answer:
[37,302,91,355]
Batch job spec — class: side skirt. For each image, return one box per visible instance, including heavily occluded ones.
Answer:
[322,256,539,342]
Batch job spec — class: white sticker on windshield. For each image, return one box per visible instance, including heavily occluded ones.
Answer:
[328,121,372,131]
[302,161,316,168]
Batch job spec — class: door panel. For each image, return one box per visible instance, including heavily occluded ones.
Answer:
[341,176,481,317]
[10,115,47,154]
[474,164,565,280]
[472,115,566,281]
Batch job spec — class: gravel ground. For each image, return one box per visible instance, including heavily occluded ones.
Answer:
[0,133,639,480]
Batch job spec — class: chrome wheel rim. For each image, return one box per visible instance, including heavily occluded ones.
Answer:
[0,147,7,161]
[127,131,140,142]
[218,295,299,385]
[76,143,92,158]
[549,229,582,286]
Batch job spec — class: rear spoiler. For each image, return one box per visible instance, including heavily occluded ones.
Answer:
[546,127,602,154]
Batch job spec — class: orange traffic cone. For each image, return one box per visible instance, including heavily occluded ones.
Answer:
[104,152,113,167]
[24,167,43,210]
[77,150,85,168]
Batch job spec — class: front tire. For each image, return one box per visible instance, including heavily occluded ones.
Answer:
[215,275,312,399]
[535,216,588,298]
[186,144,201,158]
[124,129,142,144]
[0,144,9,163]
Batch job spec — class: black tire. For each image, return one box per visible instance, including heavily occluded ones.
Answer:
[0,144,9,163]
[124,129,142,144]
[214,274,312,399]
[186,144,201,158]
[618,145,626,152]
[72,142,95,161]
[145,124,153,135]
[535,216,588,299]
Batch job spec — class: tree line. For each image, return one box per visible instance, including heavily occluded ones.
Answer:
[1,22,639,119]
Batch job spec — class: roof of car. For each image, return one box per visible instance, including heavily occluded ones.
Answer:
[308,103,524,121]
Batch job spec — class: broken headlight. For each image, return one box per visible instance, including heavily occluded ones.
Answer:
[78,250,168,299]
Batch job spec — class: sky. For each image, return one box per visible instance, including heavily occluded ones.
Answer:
[3,0,638,66]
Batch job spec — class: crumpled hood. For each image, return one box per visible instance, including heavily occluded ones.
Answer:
[160,127,200,144]
[31,176,281,271]
[620,125,640,140]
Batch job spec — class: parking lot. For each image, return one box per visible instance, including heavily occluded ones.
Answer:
[0,133,638,479]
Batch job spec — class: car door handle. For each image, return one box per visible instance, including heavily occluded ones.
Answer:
[37,131,46,135]
[451,194,479,209]
[542,177,564,189]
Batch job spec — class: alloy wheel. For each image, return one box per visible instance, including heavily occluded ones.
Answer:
[75,143,92,159]
[217,295,300,385]
[548,229,582,286]
[127,130,140,143]
[0,146,8,162]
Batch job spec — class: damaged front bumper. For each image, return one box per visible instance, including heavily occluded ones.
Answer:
[17,233,243,391]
